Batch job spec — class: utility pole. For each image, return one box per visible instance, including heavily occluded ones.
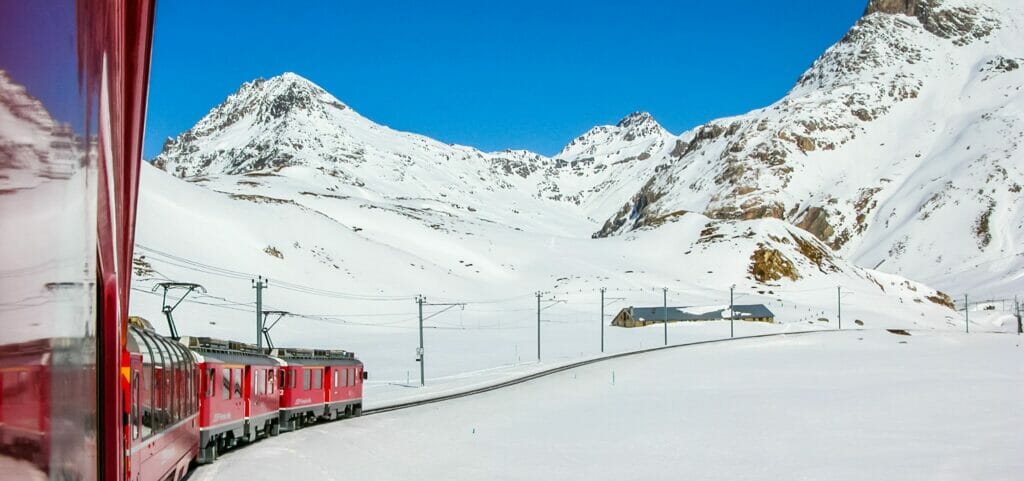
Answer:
[252,276,268,349]
[600,287,606,353]
[964,293,969,333]
[1016,295,1021,335]
[837,286,842,330]
[416,295,425,386]
[536,291,542,361]
[413,297,464,386]
[662,287,668,346]
[729,284,735,338]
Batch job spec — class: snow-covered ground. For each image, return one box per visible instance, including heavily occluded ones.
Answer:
[188,330,1024,481]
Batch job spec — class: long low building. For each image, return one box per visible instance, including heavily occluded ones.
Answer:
[612,304,775,328]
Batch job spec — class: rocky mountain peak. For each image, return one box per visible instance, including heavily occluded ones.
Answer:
[614,111,665,142]
[864,0,918,16]
[616,111,657,129]
[240,72,348,122]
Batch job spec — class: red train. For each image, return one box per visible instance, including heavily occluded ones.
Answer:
[1,2,371,480]
[124,318,366,479]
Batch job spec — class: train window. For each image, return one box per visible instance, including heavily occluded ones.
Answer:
[233,368,242,398]
[222,367,231,400]
[333,370,339,388]
[132,372,140,440]
[207,368,215,398]
[341,368,348,387]
[141,363,153,438]
[303,368,311,390]
[312,369,322,390]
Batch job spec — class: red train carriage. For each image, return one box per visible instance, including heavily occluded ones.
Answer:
[186,337,282,463]
[125,319,199,481]
[272,348,365,431]
[323,351,366,419]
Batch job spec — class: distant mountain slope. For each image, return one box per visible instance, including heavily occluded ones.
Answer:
[595,0,1023,296]
[151,73,679,223]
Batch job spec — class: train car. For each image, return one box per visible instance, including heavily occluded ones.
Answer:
[322,350,367,419]
[186,337,282,463]
[125,318,199,481]
[272,348,365,431]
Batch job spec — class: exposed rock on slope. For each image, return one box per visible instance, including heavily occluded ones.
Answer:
[595,0,1023,295]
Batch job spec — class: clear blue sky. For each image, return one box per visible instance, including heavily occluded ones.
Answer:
[144,0,867,159]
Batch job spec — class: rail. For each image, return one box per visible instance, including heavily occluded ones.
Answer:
[364,328,849,415]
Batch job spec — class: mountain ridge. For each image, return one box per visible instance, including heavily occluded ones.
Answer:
[148,0,1022,297]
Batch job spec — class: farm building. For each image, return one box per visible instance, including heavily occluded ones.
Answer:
[612,304,775,328]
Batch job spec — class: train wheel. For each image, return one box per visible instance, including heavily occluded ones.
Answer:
[201,443,218,464]
[270,421,280,436]
[353,404,362,417]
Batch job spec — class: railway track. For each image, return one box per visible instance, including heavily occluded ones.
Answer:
[364,328,847,415]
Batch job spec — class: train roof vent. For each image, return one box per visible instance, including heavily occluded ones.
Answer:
[271,347,354,360]
[185,336,231,349]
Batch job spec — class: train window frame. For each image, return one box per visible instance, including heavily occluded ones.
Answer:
[161,336,181,425]
[233,368,242,398]
[333,369,339,388]
[131,372,140,440]
[132,329,159,439]
[312,368,322,390]
[303,368,311,390]
[222,366,231,400]
[341,368,348,387]
[207,368,215,398]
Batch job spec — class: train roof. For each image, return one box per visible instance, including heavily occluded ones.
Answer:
[181,336,282,367]
[270,347,361,366]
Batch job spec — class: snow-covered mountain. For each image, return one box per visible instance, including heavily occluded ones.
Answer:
[597,0,1023,296]
[131,0,1024,383]
[152,72,676,224]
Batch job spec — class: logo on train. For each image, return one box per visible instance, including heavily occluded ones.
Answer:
[213,412,233,422]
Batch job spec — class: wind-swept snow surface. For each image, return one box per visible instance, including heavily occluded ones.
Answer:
[189,330,1024,481]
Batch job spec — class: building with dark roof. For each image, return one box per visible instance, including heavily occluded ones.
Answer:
[612,304,775,328]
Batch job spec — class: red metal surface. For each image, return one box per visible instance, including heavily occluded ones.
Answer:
[0,1,154,480]
[279,367,326,410]
[325,365,364,406]
[245,365,280,421]
[197,363,246,431]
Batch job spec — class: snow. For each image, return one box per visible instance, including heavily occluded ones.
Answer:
[188,330,1024,481]
[131,160,1003,395]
